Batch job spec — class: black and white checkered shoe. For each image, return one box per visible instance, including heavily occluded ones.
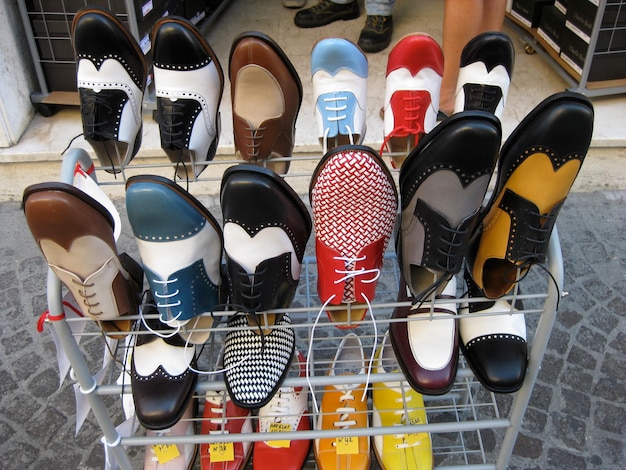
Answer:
[223,313,295,409]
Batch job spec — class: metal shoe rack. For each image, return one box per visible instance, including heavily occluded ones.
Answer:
[40,148,564,469]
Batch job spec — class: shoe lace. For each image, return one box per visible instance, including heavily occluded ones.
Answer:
[73,279,104,316]
[464,84,500,113]
[235,266,266,313]
[392,388,428,449]
[158,99,187,148]
[81,92,114,139]
[333,254,381,286]
[434,223,469,273]
[243,124,265,159]
[363,15,388,33]
[307,292,378,413]
[152,278,183,324]
[321,94,355,154]
[333,391,358,429]
[207,391,231,432]
[380,92,426,160]
[311,0,336,13]
[80,92,122,171]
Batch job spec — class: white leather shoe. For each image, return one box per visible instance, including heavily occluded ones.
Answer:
[152,16,224,180]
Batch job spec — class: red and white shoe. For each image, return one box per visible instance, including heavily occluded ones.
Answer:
[310,145,398,327]
[253,351,311,470]
[199,352,253,470]
[382,33,444,168]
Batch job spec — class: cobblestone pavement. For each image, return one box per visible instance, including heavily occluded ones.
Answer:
[1,189,624,469]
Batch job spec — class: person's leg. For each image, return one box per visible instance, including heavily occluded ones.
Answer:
[294,0,360,28]
[439,0,506,115]
[358,0,396,52]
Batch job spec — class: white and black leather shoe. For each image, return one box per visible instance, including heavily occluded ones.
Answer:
[131,296,198,431]
[72,7,147,173]
[459,270,528,393]
[453,31,515,119]
[220,164,311,408]
[152,16,224,180]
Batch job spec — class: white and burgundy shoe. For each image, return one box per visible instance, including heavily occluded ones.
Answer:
[382,33,444,168]
[72,7,147,173]
[152,16,224,180]
[310,145,397,327]
[453,31,515,119]
[311,37,368,153]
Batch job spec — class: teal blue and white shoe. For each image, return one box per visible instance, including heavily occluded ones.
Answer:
[126,174,224,344]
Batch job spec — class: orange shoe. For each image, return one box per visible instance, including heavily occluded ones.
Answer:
[314,333,370,470]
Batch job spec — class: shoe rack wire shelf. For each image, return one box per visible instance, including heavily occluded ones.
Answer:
[41,148,564,469]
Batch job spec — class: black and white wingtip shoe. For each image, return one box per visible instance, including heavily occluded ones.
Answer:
[453,31,515,119]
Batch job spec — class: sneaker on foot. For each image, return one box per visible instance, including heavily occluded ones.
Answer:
[358,15,393,53]
[295,0,360,28]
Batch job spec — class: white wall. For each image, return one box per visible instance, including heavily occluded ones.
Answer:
[0,1,37,148]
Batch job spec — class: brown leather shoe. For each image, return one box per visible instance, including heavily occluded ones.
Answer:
[229,31,302,174]
[23,182,142,336]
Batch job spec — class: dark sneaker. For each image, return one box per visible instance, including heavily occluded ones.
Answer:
[294,0,360,28]
[358,15,393,53]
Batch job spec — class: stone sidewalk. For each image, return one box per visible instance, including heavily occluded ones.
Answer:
[1,188,624,469]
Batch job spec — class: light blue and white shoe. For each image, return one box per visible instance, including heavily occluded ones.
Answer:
[311,38,368,153]
[126,174,224,344]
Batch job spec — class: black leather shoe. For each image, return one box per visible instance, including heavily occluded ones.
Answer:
[72,8,147,173]
[396,111,501,302]
[294,0,360,28]
[220,164,312,313]
[460,269,528,393]
[131,296,198,430]
[358,15,393,53]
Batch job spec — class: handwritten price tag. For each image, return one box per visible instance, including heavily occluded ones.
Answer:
[152,443,180,464]
[267,422,292,448]
[335,436,359,455]
[209,442,235,462]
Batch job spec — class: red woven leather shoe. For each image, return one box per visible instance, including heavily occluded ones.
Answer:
[310,145,397,327]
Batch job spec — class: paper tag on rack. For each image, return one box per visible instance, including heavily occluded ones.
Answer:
[267,422,292,447]
[335,436,359,455]
[209,442,234,462]
[152,443,180,464]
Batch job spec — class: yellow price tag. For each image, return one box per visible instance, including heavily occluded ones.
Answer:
[209,441,235,462]
[267,422,292,448]
[151,443,180,464]
[335,436,359,455]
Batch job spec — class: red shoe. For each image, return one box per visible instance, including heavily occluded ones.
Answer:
[382,33,444,169]
[199,352,253,470]
[253,351,311,470]
[310,145,398,327]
